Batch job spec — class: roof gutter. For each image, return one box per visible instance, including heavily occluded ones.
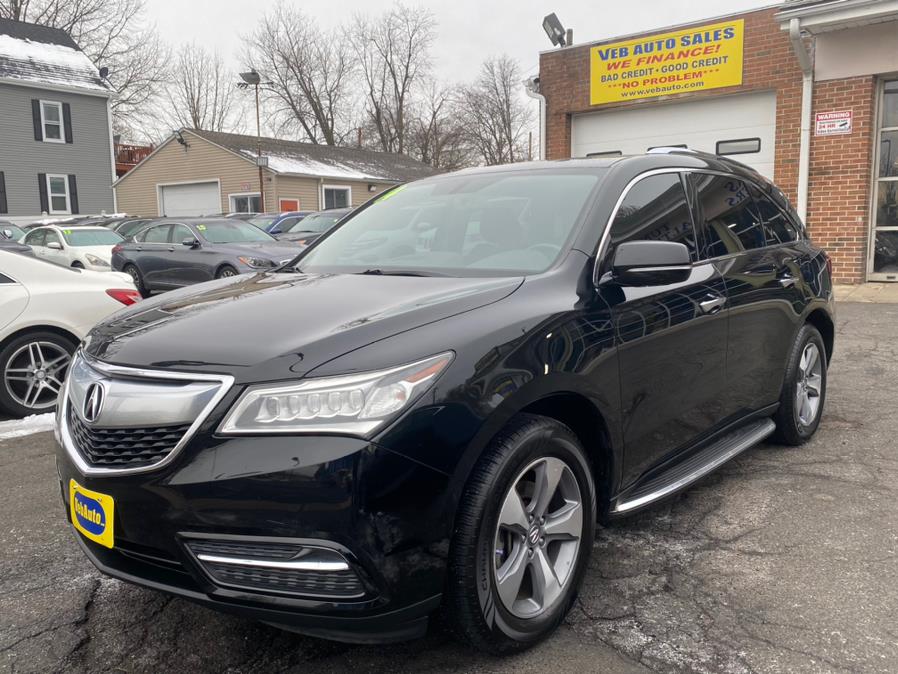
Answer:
[523,76,546,161]
[788,17,813,225]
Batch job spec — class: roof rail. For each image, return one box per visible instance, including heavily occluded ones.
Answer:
[646,146,700,155]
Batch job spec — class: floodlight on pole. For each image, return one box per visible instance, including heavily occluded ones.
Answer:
[542,13,571,48]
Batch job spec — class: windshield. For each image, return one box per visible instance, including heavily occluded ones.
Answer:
[1,224,25,240]
[197,220,275,244]
[249,215,278,229]
[286,212,343,234]
[297,171,603,276]
[62,229,124,246]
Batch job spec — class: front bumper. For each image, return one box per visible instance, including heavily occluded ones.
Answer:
[55,431,452,643]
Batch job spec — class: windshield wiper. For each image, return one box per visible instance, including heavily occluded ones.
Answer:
[358,268,447,277]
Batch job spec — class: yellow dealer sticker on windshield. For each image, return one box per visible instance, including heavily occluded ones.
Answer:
[590,19,744,105]
[196,224,206,230]
[63,229,71,235]
[69,480,115,548]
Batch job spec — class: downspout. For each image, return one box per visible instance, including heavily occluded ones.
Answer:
[789,18,813,225]
[524,76,546,160]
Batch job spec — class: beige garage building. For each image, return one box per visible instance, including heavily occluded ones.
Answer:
[114,128,435,217]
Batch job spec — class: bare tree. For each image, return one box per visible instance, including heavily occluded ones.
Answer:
[0,0,169,139]
[347,3,435,154]
[407,80,471,170]
[458,55,532,166]
[162,43,238,133]
[244,2,354,145]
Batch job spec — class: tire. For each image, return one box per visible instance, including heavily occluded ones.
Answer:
[216,265,238,279]
[123,264,149,298]
[0,331,76,417]
[446,414,596,654]
[772,324,827,445]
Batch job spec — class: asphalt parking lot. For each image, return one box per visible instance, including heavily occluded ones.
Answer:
[2,301,897,674]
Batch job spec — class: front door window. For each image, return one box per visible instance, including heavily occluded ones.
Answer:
[871,79,898,279]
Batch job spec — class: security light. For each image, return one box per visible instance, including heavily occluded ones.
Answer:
[240,70,261,86]
[543,13,567,47]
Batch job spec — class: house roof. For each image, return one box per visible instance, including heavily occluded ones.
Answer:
[0,18,111,95]
[189,129,437,183]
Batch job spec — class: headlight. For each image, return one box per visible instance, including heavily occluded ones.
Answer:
[219,352,453,436]
[85,254,110,267]
[237,256,275,268]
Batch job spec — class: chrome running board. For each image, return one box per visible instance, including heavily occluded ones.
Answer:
[613,418,776,514]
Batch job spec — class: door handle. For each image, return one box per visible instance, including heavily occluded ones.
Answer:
[699,296,727,315]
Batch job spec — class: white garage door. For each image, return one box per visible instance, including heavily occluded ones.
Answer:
[159,182,220,217]
[571,92,777,177]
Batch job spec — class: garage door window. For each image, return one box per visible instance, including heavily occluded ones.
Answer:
[230,193,261,213]
[323,186,350,209]
[715,138,761,156]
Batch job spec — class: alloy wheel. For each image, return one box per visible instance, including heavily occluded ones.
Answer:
[796,342,823,427]
[493,456,583,619]
[3,341,71,411]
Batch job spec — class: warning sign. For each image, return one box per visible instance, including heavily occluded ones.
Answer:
[815,110,853,136]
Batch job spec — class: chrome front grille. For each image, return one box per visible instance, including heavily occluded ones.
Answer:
[68,408,191,469]
[59,352,234,476]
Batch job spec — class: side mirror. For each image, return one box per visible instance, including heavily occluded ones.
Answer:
[270,227,281,235]
[609,241,691,286]
[47,241,63,250]
[182,237,200,248]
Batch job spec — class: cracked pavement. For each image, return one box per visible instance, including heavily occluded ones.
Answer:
[2,302,896,673]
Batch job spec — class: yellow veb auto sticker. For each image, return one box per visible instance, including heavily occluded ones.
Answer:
[196,224,206,231]
[590,19,744,105]
[70,480,115,549]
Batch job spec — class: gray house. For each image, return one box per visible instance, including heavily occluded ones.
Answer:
[0,19,115,219]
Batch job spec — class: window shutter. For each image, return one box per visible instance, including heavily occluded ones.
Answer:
[63,103,73,143]
[37,174,48,213]
[0,172,7,214]
[68,175,79,214]
[31,99,43,141]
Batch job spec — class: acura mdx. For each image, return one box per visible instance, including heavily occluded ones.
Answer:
[54,150,834,653]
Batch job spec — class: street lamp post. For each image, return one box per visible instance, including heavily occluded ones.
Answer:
[239,70,265,213]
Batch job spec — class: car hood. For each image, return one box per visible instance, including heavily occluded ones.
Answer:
[211,240,302,261]
[83,271,523,382]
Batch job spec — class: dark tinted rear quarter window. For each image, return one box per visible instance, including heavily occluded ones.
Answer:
[609,173,697,261]
[749,185,800,245]
[691,174,765,257]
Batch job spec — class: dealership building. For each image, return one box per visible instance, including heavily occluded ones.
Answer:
[536,0,898,284]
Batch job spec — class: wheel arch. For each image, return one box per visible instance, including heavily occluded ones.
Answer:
[0,324,80,355]
[805,308,834,364]
[518,392,615,510]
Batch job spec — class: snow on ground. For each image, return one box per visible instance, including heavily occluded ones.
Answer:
[0,413,55,440]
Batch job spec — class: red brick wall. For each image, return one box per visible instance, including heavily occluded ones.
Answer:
[806,77,876,284]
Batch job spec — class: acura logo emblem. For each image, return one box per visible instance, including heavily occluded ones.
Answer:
[83,383,105,423]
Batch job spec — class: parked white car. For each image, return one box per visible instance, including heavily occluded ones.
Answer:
[20,225,124,271]
[0,251,139,417]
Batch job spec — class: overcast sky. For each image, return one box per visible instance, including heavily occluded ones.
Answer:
[144,0,781,84]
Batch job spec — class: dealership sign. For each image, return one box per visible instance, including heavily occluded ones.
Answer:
[590,19,744,105]
[815,110,853,136]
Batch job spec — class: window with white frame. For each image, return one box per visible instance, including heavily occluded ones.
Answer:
[46,175,71,214]
[229,193,261,213]
[40,101,64,142]
[323,185,351,209]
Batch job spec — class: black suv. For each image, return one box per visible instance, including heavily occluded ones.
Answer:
[54,151,833,653]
